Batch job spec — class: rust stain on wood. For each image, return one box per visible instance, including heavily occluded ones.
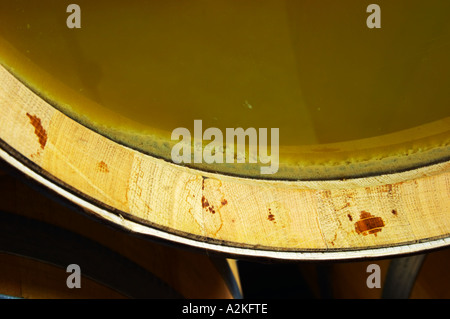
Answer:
[201,178,227,215]
[201,195,218,214]
[97,161,109,173]
[330,233,338,246]
[26,113,47,149]
[338,202,351,211]
[201,196,228,215]
[355,211,385,236]
[266,202,289,226]
[267,208,275,222]
[323,190,332,198]
[200,177,227,235]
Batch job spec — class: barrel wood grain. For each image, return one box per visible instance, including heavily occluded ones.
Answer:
[0,64,449,260]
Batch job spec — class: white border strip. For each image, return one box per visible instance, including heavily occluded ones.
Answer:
[1,147,449,261]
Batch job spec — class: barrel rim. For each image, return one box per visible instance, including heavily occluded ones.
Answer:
[1,63,450,260]
[1,60,449,181]
[1,143,449,261]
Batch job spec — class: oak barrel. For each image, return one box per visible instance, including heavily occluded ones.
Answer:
[0,1,449,262]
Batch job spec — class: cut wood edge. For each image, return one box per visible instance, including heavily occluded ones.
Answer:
[1,63,449,260]
[0,147,449,261]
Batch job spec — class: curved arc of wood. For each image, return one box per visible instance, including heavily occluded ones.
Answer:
[1,147,450,262]
[0,64,449,260]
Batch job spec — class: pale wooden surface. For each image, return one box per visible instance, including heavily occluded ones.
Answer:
[0,64,449,260]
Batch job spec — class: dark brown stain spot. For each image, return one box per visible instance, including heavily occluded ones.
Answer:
[392,209,398,216]
[97,161,109,173]
[330,233,338,246]
[355,211,385,236]
[201,195,209,208]
[26,113,47,150]
[387,184,393,194]
[267,208,276,223]
[338,202,351,211]
[347,214,353,222]
[221,199,228,206]
[201,195,215,214]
